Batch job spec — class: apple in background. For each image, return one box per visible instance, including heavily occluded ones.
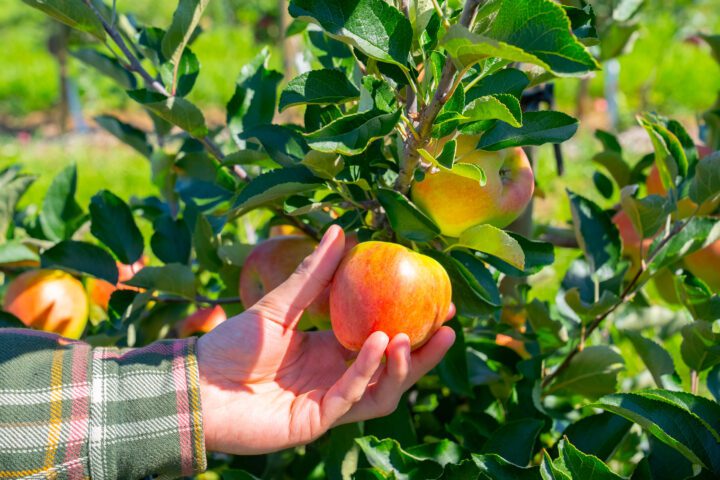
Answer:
[269,224,305,237]
[88,257,147,310]
[176,305,227,338]
[3,270,88,339]
[239,233,359,329]
[329,241,451,351]
[684,239,720,292]
[412,135,534,237]
[495,305,530,358]
[646,164,719,219]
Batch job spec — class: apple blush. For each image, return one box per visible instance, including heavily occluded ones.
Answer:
[329,241,452,351]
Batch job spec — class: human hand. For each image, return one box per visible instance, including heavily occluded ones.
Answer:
[197,225,456,455]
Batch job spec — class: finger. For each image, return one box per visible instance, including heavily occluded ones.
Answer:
[253,225,345,326]
[406,326,455,385]
[321,331,389,427]
[361,333,411,415]
[445,303,456,321]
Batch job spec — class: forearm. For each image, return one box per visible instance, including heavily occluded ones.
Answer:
[0,329,207,479]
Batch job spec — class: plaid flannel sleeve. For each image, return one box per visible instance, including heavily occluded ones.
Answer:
[0,329,207,480]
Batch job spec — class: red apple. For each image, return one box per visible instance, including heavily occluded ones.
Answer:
[176,305,227,338]
[412,135,534,237]
[684,239,720,292]
[3,270,88,339]
[329,241,452,351]
[88,257,147,310]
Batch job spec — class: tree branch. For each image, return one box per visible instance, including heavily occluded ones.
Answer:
[395,0,482,193]
[541,215,696,388]
[83,0,248,181]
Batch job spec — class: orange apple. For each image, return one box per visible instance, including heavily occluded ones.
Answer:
[684,239,720,291]
[3,270,88,339]
[88,258,146,310]
[411,135,534,237]
[239,234,359,329]
[176,305,227,338]
[329,241,451,351]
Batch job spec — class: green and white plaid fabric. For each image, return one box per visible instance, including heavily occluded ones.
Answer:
[0,329,206,479]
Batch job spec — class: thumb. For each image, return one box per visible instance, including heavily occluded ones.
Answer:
[251,225,345,327]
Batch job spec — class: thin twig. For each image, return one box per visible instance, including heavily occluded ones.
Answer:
[83,0,249,181]
[542,214,696,388]
[395,0,483,194]
[157,294,244,306]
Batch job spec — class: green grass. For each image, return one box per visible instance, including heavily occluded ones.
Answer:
[0,133,153,208]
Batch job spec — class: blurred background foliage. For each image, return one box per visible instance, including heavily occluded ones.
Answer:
[0,0,719,307]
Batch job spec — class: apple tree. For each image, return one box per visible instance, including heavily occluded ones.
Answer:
[2,0,720,478]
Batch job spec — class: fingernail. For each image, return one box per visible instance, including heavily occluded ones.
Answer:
[320,225,340,248]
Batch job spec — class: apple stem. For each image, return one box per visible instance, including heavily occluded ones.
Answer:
[395,0,484,194]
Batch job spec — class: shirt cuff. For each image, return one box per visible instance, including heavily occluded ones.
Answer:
[88,338,207,479]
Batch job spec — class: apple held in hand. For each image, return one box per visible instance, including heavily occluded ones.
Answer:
[412,135,534,237]
[3,270,88,339]
[330,242,452,351]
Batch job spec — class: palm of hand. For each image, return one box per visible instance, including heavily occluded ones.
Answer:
[197,226,455,455]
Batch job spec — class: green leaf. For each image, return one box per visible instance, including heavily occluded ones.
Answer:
[193,214,222,270]
[709,364,720,403]
[0,311,25,329]
[471,454,541,479]
[675,272,720,323]
[648,217,720,274]
[680,321,720,372]
[450,224,525,271]
[22,0,105,40]
[482,419,543,466]
[95,115,152,158]
[546,346,625,400]
[233,166,323,212]
[564,288,619,323]
[436,318,473,397]
[540,450,570,480]
[563,413,632,462]
[227,49,283,138]
[279,69,360,111]
[88,191,144,265]
[0,167,35,239]
[302,151,344,180]
[125,263,196,299]
[689,152,720,206]
[593,171,614,199]
[484,233,552,276]
[593,151,631,189]
[462,94,522,128]
[289,0,412,68]
[376,188,440,242]
[625,331,676,388]
[465,68,530,102]
[71,48,136,89]
[365,397,417,453]
[150,215,192,265]
[567,190,621,277]
[360,76,397,113]
[599,22,639,61]
[559,438,624,480]
[241,125,308,167]
[41,240,118,284]
[594,392,720,473]
[478,111,579,151]
[640,390,720,440]
[325,423,363,480]
[443,0,599,76]
[222,470,261,480]
[161,0,209,70]
[436,140,457,169]
[639,114,689,191]
[40,164,84,242]
[355,436,444,480]
[128,89,208,138]
[0,241,39,265]
[305,109,401,155]
[620,189,672,239]
[160,48,200,97]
